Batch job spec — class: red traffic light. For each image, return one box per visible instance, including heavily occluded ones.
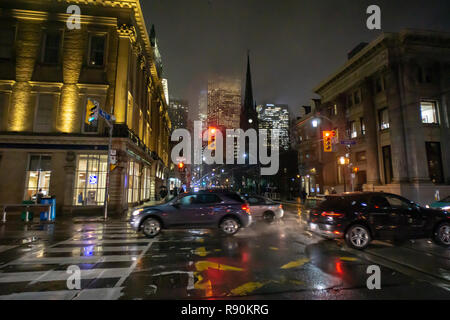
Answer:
[178,162,184,169]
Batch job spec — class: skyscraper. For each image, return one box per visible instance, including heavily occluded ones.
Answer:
[198,90,208,126]
[168,99,189,132]
[257,104,290,151]
[207,77,241,129]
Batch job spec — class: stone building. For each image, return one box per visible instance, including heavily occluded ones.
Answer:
[0,0,171,215]
[295,30,450,205]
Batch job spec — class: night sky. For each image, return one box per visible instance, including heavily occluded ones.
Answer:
[141,0,450,119]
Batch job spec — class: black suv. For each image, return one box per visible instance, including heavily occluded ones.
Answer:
[308,192,450,249]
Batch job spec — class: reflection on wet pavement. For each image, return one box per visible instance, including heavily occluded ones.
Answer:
[0,206,449,300]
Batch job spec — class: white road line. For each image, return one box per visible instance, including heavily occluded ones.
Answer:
[114,239,154,288]
[0,268,130,283]
[44,245,148,253]
[10,255,139,265]
[0,287,124,300]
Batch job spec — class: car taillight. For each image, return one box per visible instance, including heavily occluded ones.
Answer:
[321,211,344,218]
[242,204,251,214]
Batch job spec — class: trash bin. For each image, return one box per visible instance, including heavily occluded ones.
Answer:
[40,197,56,221]
[21,200,35,221]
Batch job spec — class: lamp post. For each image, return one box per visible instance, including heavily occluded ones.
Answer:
[338,156,349,192]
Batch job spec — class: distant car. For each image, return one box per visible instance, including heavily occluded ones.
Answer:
[129,190,252,238]
[242,194,284,223]
[308,192,450,250]
[429,196,450,211]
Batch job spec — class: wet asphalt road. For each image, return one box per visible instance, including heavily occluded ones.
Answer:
[0,203,449,300]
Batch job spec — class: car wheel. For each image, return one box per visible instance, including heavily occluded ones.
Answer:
[220,217,240,235]
[263,211,275,224]
[434,222,450,247]
[345,224,371,250]
[142,217,161,238]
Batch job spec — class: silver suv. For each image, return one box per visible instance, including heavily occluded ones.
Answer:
[129,190,252,238]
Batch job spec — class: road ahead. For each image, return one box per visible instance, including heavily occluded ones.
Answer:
[0,203,449,300]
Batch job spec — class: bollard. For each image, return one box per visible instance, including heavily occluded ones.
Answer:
[2,206,6,223]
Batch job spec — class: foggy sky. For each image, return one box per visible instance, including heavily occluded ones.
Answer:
[141,0,450,119]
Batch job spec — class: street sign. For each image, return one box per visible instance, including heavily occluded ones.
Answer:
[340,140,357,145]
[99,108,116,121]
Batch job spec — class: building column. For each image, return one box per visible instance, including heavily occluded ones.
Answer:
[362,78,381,186]
[62,152,76,214]
[384,64,410,183]
[9,21,42,132]
[114,24,136,124]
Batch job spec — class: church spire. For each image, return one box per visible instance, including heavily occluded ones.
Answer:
[244,51,254,111]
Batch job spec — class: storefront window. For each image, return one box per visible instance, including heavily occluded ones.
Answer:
[128,161,141,204]
[140,166,151,200]
[73,154,107,206]
[25,155,51,201]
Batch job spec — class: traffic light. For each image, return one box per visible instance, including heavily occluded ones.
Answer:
[178,162,185,171]
[208,127,216,150]
[323,131,332,152]
[85,99,99,125]
[353,167,359,173]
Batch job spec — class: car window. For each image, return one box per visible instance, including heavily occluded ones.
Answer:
[179,195,199,206]
[224,193,245,203]
[385,195,412,209]
[198,194,222,204]
[247,197,263,205]
[370,195,390,209]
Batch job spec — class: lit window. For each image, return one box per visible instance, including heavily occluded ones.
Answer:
[350,121,358,138]
[89,35,106,66]
[420,101,439,124]
[360,118,366,136]
[73,155,108,206]
[379,108,390,130]
[25,155,52,201]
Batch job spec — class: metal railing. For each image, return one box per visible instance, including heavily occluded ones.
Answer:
[1,204,52,223]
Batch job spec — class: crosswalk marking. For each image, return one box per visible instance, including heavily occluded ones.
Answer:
[58,239,151,245]
[0,268,131,283]
[44,245,148,253]
[10,255,139,265]
[0,287,124,300]
[0,223,151,299]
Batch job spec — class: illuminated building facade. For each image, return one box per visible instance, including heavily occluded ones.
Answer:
[0,0,172,215]
[295,30,450,204]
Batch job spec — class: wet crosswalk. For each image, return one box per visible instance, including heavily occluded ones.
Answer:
[0,222,153,300]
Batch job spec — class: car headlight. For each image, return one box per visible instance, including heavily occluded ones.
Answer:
[442,206,450,211]
[132,209,144,216]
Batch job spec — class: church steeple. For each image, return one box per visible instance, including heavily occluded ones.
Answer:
[243,51,254,111]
